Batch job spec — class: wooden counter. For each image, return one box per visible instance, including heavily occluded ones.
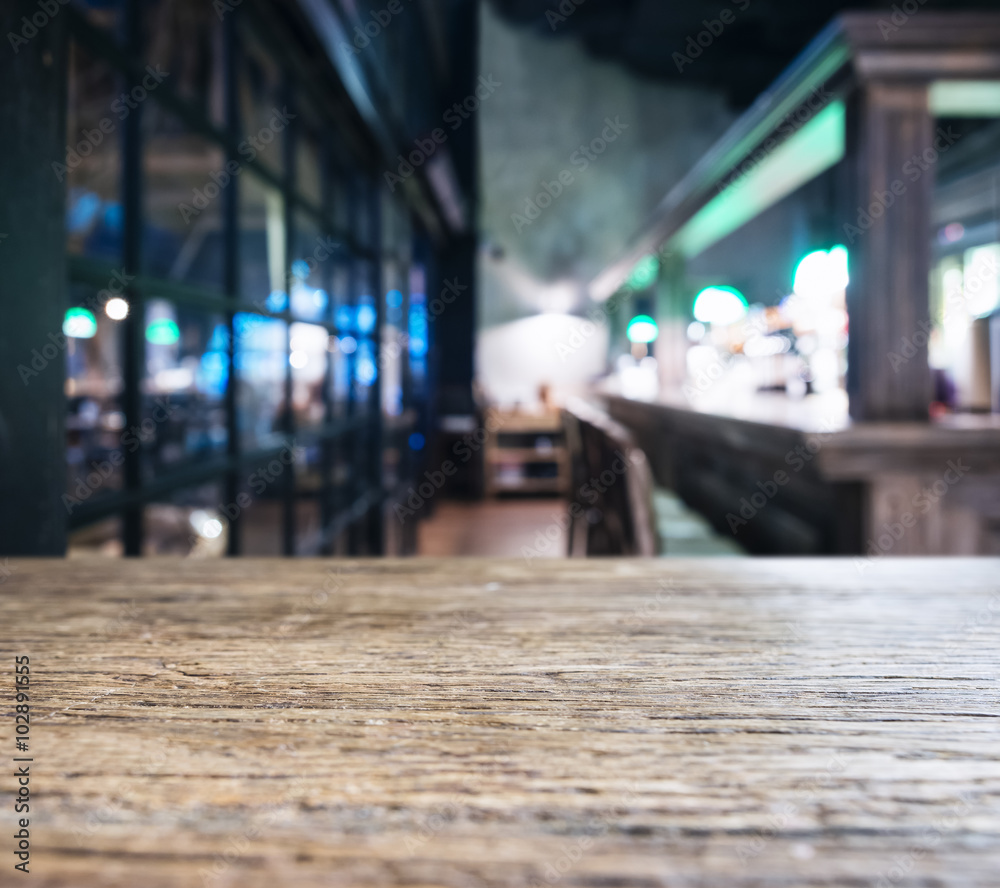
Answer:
[604,394,1000,556]
[3,558,999,886]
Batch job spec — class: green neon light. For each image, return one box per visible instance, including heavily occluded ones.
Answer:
[626,314,659,343]
[693,286,748,326]
[627,255,659,290]
[794,245,849,298]
[146,318,180,345]
[63,307,97,339]
[930,81,1000,118]
[673,100,846,259]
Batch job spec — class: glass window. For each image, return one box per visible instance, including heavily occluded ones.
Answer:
[294,440,327,556]
[235,462,284,555]
[356,178,375,251]
[66,41,123,261]
[353,338,379,408]
[930,114,1000,413]
[141,300,229,478]
[408,264,428,387]
[382,262,404,418]
[144,482,227,556]
[65,284,125,506]
[328,342,351,418]
[227,448,293,555]
[240,173,286,309]
[290,322,329,432]
[294,440,324,494]
[331,167,351,233]
[295,496,322,554]
[237,27,286,175]
[142,106,227,289]
[235,311,287,450]
[352,259,379,405]
[290,211,332,322]
[145,0,226,127]
[296,103,324,205]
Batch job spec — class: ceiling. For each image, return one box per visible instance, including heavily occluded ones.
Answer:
[488,0,1000,107]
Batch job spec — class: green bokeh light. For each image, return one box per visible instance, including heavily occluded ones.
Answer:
[793,245,849,298]
[63,307,97,339]
[146,318,180,345]
[626,314,659,343]
[692,286,748,326]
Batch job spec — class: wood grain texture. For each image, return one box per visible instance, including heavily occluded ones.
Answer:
[2,558,999,887]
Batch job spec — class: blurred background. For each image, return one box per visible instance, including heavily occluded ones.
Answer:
[2,0,999,559]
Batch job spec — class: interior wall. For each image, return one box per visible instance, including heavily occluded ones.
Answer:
[476,1,734,407]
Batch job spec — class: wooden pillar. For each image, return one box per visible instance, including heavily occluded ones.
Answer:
[844,82,934,422]
[0,3,68,554]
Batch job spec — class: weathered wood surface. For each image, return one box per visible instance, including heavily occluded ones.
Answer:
[2,558,999,887]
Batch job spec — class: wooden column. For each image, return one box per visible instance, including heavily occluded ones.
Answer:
[0,3,68,554]
[844,82,934,422]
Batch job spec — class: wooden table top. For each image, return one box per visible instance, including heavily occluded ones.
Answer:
[3,558,999,887]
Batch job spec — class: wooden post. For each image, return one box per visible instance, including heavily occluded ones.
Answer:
[844,82,935,422]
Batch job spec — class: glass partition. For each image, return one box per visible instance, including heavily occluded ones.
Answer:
[929,100,1000,415]
[611,95,850,415]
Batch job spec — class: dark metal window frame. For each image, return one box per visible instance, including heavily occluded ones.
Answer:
[64,0,422,556]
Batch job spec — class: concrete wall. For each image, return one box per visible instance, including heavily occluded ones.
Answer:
[476,2,734,406]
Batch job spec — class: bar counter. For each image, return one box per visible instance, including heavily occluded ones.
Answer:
[4,557,999,886]
[603,392,1000,555]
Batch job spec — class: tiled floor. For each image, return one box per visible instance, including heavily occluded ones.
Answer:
[416,498,568,558]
